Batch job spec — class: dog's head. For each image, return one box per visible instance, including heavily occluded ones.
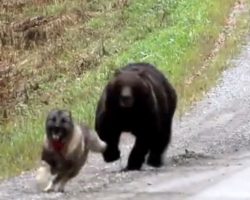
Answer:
[45,109,74,147]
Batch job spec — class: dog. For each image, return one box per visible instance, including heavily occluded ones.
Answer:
[35,109,106,192]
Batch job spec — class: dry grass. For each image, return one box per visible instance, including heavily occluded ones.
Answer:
[0,0,122,120]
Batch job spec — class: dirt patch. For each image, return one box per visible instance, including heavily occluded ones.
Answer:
[0,11,89,49]
[169,149,214,166]
[0,0,27,13]
[0,0,63,13]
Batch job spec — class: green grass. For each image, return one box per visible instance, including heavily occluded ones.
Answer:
[0,0,249,179]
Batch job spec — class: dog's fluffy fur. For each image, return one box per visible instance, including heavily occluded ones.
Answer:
[35,109,106,192]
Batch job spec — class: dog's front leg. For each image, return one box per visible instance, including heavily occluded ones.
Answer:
[57,169,78,193]
[43,174,62,192]
[43,180,55,192]
[57,178,68,193]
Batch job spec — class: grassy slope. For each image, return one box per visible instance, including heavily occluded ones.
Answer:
[0,0,248,179]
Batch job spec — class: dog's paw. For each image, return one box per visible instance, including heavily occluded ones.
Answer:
[43,187,55,193]
[57,187,65,193]
[43,181,55,193]
[36,161,54,192]
[57,182,66,193]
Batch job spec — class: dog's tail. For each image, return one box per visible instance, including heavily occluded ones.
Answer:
[87,130,107,153]
[35,161,52,191]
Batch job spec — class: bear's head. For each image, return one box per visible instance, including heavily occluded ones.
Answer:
[105,69,151,110]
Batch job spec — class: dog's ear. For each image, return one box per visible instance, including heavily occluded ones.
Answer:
[46,109,57,124]
[47,108,57,116]
[63,110,72,120]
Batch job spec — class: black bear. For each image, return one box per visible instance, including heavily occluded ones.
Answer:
[95,62,177,171]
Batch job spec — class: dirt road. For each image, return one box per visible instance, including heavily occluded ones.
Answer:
[1,39,250,199]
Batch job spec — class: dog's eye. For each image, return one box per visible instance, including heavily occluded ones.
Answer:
[61,118,66,123]
[51,117,56,122]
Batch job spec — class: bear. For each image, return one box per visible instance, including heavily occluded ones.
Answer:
[95,62,177,171]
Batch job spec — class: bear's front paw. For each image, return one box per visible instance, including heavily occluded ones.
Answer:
[103,149,120,162]
[147,154,163,168]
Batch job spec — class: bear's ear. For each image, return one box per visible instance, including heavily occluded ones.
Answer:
[137,69,156,90]
[106,79,115,95]
[137,68,145,78]
[136,69,149,88]
[114,68,122,76]
[137,69,150,82]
